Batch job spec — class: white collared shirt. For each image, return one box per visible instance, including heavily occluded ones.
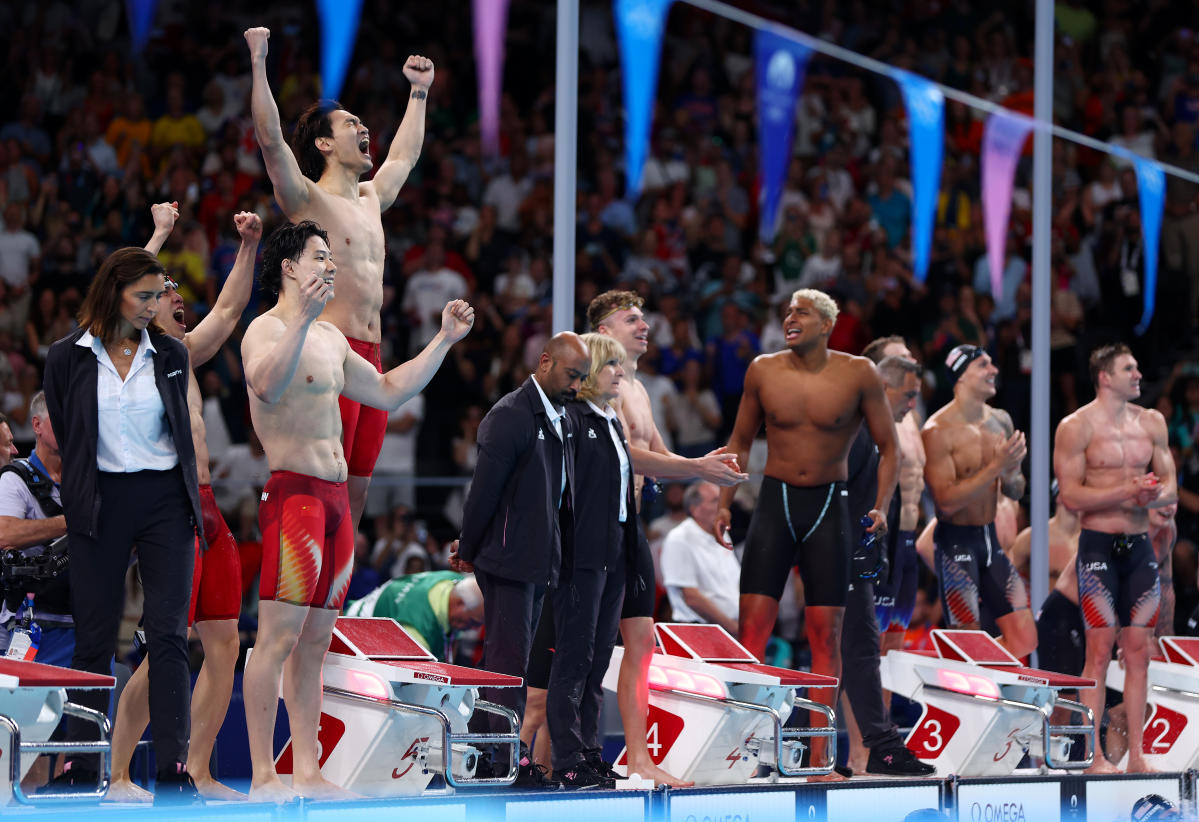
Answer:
[77,328,178,473]
[531,376,566,505]
[586,399,630,523]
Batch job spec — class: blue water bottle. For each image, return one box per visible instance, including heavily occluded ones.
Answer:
[5,593,41,661]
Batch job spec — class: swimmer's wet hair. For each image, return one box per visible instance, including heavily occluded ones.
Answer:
[260,220,330,296]
[294,99,345,181]
[1089,342,1133,388]
[587,290,644,331]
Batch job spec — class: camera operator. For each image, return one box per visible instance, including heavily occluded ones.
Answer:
[0,391,70,663]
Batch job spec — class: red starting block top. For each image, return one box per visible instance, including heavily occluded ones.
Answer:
[377,660,522,687]
[652,623,837,688]
[932,629,1020,666]
[655,623,759,663]
[721,662,838,688]
[330,617,435,661]
[1161,637,1199,667]
[0,658,115,689]
[979,665,1095,689]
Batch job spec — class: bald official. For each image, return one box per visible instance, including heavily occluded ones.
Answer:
[452,332,590,788]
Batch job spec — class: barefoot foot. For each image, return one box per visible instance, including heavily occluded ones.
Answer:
[104,778,154,804]
[191,772,248,801]
[248,777,298,804]
[807,770,848,783]
[627,761,694,788]
[292,775,363,801]
[1084,757,1122,775]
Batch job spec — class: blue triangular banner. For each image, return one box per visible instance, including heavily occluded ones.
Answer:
[893,70,944,283]
[316,0,364,101]
[615,0,674,198]
[754,30,811,244]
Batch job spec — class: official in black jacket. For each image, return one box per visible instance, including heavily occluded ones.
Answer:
[545,333,638,787]
[455,332,589,786]
[42,247,201,792]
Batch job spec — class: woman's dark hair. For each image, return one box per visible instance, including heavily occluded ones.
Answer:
[293,99,343,182]
[78,247,165,344]
[260,220,330,296]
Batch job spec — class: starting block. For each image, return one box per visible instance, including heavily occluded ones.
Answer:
[1106,636,1199,770]
[0,658,114,805]
[602,623,838,784]
[274,617,523,795]
[882,629,1094,776]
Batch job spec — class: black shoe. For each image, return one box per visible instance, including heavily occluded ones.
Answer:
[475,751,496,779]
[513,756,560,789]
[834,764,854,778]
[582,748,621,781]
[153,767,203,807]
[557,760,615,790]
[866,745,936,777]
[38,766,100,797]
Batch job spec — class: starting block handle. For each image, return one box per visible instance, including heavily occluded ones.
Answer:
[775,696,837,777]
[1043,697,1095,771]
[646,686,838,778]
[322,686,521,788]
[924,682,1095,771]
[3,701,112,805]
[456,700,521,787]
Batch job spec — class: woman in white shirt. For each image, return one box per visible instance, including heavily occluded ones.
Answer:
[43,246,202,800]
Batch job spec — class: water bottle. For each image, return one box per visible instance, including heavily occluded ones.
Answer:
[5,593,41,661]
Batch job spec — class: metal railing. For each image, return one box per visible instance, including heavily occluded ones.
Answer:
[2,701,112,804]
[321,685,521,788]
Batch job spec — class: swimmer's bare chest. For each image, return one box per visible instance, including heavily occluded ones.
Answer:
[759,367,861,483]
[295,192,386,340]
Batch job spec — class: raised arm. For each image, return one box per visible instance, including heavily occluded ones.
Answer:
[369,55,434,210]
[144,201,179,255]
[342,300,473,411]
[860,364,899,532]
[186,212,262,367]
[241,275,330,404]
[245,27,312,213]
